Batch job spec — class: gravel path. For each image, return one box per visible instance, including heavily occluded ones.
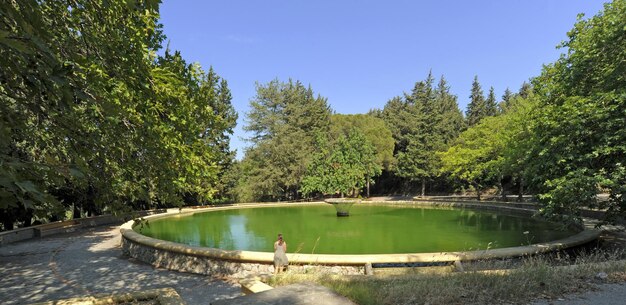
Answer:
[0,226,241,304]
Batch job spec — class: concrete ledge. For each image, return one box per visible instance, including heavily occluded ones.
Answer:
[0,209,167,246]
[121,202,601,276]
[0,227,36,245]
[34,220,82,237]
[240,277,274,294]
[30,287,184,305]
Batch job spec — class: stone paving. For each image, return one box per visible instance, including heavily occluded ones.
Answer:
[0,225,241,305]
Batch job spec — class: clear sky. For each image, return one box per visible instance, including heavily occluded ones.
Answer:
[159,0,607,159]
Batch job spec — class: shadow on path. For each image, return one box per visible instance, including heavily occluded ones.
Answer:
[0,226,241,305]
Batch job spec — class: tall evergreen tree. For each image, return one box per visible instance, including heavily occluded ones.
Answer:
[518,82,532,99]
[394,78,430,195]
[435,76,465,145]
[238,80,331,201]
[380,73,464,196]
[203,73,238,201]
[499,88,514,113]
[485,87,498,116]
[466,76,487,126]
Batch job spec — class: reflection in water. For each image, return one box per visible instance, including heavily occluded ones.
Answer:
[137,205,577,255]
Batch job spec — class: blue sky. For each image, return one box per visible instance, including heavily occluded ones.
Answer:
[159,0,607,159]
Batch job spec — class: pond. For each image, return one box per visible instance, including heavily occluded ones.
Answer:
[135,204,577,255]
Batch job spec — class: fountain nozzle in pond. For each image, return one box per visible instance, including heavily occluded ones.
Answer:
[325,199,361,217]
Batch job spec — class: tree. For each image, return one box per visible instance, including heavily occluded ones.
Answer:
[380,79,429,194]
[301,130,379,197]
[1,0,164,225]
[528,0,626,223]
[239,79,331,201]
[0,0,235,229]
[201,72,238,202]
[466,76,487,127]
[148,52,237,205]
[485,87,498,117]
[499,94,537,201]
[330,114,394,196]
[379,73,464,196]
[435,76,466,145]
[439,116,508,200]
[518,82,532,99]
[498,88,514,114]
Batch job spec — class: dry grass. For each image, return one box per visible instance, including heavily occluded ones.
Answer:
[269,250,626,305]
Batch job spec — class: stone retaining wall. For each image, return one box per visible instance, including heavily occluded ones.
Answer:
[120,201,600,277]
[121,236,363,277]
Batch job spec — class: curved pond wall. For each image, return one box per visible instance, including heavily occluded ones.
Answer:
[120,201,600,277]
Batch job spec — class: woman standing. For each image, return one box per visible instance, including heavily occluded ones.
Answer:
[273,233,288,274]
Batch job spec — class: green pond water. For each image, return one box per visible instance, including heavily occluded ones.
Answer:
[135,204,577,254]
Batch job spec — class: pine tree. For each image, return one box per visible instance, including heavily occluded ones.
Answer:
[518,82,532,99]
[485,87,498,116]
[499,88,514,113]
[436,76,465,145]
[466,76,487,126]
[240,79,332,201]
[380,73,464,196]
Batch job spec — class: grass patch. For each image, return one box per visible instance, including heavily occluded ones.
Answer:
[269,250,626,305]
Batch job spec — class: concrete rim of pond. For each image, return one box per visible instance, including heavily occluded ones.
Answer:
[120,201,601,266]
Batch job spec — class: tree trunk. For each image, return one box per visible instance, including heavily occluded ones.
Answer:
[2,216,14,231]
[421,178,426,197]
[366,179,370,198]
[73,203,81,219]
[517,177,524,202]
[23,209,33,227]
[475,184,481,201]
[500,176,507,202]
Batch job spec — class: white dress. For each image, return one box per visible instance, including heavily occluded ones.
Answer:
[274,241,288,266]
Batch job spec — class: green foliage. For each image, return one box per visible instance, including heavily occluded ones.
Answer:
[528,0,626,223]
[485,87,498,117]
[528,94,626,222]
[237,79,331,201]
[379,73,464,194]
[0,0,235,228]
[466,76,487,127]
[440,92,534,199]
[1,0,163,219]
[498,88,514,114]
[330,114,394,171]
[301,130,379,197]
[439,115,508,198]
